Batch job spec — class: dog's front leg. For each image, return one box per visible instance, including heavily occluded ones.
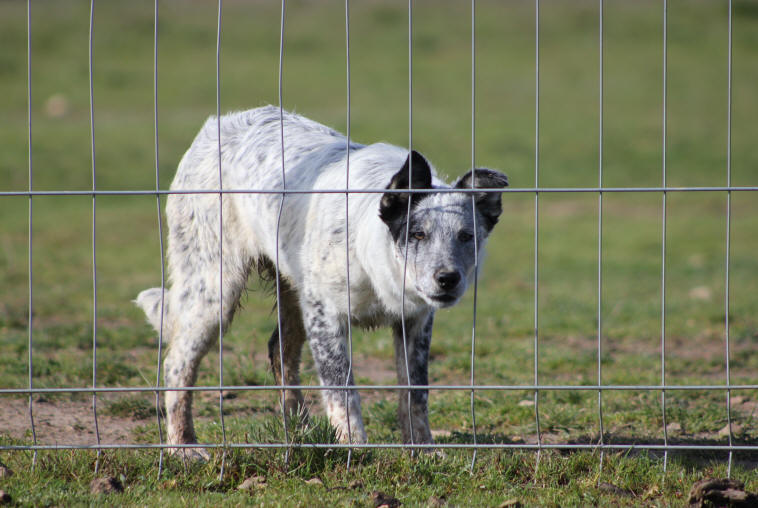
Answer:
[303,300,367,444]
[393,312,434,444]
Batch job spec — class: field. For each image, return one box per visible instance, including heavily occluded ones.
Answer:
[1,0,757,505]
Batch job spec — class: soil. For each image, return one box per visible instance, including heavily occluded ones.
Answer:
[2,350,754,450]
[0,353,398,446]
[0,397,147,446]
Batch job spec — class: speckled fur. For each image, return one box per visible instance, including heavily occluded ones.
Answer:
[135,106,508,450]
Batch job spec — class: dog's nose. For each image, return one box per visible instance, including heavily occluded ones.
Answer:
[435,270,461,290]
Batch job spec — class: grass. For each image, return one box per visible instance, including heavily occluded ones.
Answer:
[0,418,755,507]
[1,0,757,505]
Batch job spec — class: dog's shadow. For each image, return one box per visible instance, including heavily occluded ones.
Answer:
[432,430,758,467]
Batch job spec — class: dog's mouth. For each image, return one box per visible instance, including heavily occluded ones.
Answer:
[429,293,458,305]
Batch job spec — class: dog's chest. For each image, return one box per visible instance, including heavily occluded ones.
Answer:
[347,279,392,327]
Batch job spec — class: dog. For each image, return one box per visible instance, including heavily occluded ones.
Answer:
[136,106,508,458]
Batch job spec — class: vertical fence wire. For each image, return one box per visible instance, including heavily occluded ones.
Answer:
[661,0,668,472]
[343,0,356,471]
[660,0,669,473]
[26,0,38,471]
[724,0,734,479]
[88,0,102,474]
[468,0,480,473]
[596,0,606,472]
[274,0,291,465]
[152,0,166,478]
[398,0,415,449]
[215,0,228,478]
[532,0,543,476]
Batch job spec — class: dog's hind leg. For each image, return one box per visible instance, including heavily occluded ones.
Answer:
[267,278,307,421]
[160,197,252,460]
[162,261,249,460]
[393,312,434,445]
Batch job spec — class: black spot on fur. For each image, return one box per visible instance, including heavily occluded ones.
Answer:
[454,168,509,232]
[267,327,279,368]
[379,151,433,241]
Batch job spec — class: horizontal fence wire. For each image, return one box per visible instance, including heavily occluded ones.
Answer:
[2,186,757,197]
[2,443,758,453]
[3,384,758,395]
[9,0,756,472]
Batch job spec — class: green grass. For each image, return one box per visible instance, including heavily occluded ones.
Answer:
[1,418,756,507]
[1,0,757,505]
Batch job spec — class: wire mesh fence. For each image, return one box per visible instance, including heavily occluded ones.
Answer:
[2,0,757,482]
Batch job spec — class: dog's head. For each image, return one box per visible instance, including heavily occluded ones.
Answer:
[379,151,509,309]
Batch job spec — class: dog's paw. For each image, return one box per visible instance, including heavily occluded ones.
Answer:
[168,446,211,463]
[337,427,368,445]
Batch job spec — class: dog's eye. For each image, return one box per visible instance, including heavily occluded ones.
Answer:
[412,231,426,241]
[458,231,474,243]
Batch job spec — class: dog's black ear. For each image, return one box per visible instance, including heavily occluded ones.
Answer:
[379,151,433,237]
[454,168,509,231]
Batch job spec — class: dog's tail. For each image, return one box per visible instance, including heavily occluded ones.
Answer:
[134,287,170,334]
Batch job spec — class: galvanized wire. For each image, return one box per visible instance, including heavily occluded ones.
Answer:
[215,0,228,478]
[274,0,291,465]
[344,0,356,471]
[3,441,757,453]
[5,383,755,396]
[468,0,480,472]
[660,0,669,473]
[88,0,102,474]
[398,0,415,449]
[596,0,605,472]
[153,0,166,478]
[3,185,757,198]
[532,0,543,475]
[26,0,38,471]
[5,185,756,198]
[724,0,734,478]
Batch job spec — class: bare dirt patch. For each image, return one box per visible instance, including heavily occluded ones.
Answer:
[0,397,148,445]
[0,353,399,446]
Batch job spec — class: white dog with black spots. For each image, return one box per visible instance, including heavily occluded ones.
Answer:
[136,106,508,459]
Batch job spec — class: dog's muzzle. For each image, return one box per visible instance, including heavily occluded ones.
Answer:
[429,269,463,305]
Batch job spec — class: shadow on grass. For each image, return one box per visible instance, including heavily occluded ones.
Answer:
[435,430,758,468]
